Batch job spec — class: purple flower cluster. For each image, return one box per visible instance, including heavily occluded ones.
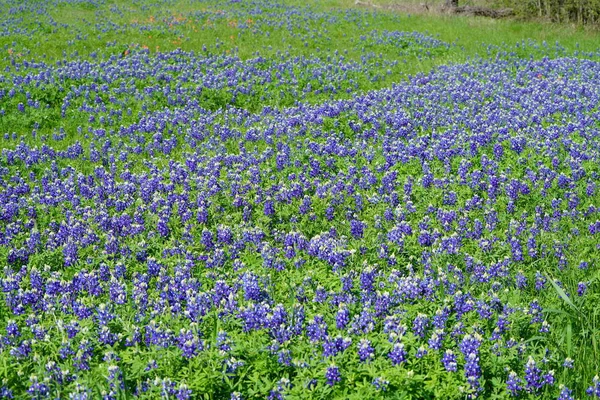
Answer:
[0,1,599,398]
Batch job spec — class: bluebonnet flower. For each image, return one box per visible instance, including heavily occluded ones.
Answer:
[587,375,600,397]
[325,365,341,386]
[336,304,350,330]
[217,331,231,352]
[528,300,544,324]
[277,349,292,366]
[543,370,555,387]
[388,343,407,365]
[268,378,290,400]
[0,387,13,399]
[525,356,542,392]
[558,385,574,400]
[105,364,124,399]
[145,360,158,372]
[506,371,523,396]
[412,313,429,338]
[176,384,192,400]
[224,357,245,374]
[460,334,482,393]
[535,273,547,290]
[432,307,450,329]
[464,352,482,393]
[372,377,389,391]
[350,307,375,334]
[5,321,19,337]
[307,315,328,343]
[201,229,214,250]
[69,383,89,400]
[176,328,204,358]
[241,273,265,302]
[359,265,376,294]
[357,339,374,362]
[415,345,428,359]
[27,376,49,398]
[109,278,127,305]
[264,200,275,216]
[441,350,457,372]
[59,341,74,360]
[515,271,527,289]
[323,336,352,357]
[350,219,365,239]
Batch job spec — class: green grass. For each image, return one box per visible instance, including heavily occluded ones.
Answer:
[2,0,599,142]
[2,0,600,74]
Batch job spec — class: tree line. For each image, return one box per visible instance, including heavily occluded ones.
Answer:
[446,0,600,25]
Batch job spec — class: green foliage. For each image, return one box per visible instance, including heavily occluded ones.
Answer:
[493,0,600,25]
[2,0,600,399]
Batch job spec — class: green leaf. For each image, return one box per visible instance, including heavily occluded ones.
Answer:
[543,308,569,317]
[566,322,573,357]
[523,335,547,344]
[546,274,580,314]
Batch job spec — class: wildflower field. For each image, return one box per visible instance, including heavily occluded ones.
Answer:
[2,0,600,398]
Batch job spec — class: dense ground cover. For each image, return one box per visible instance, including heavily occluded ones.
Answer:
[2,0,600,399]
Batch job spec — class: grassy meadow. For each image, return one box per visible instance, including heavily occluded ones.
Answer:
[1,0,600,399]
